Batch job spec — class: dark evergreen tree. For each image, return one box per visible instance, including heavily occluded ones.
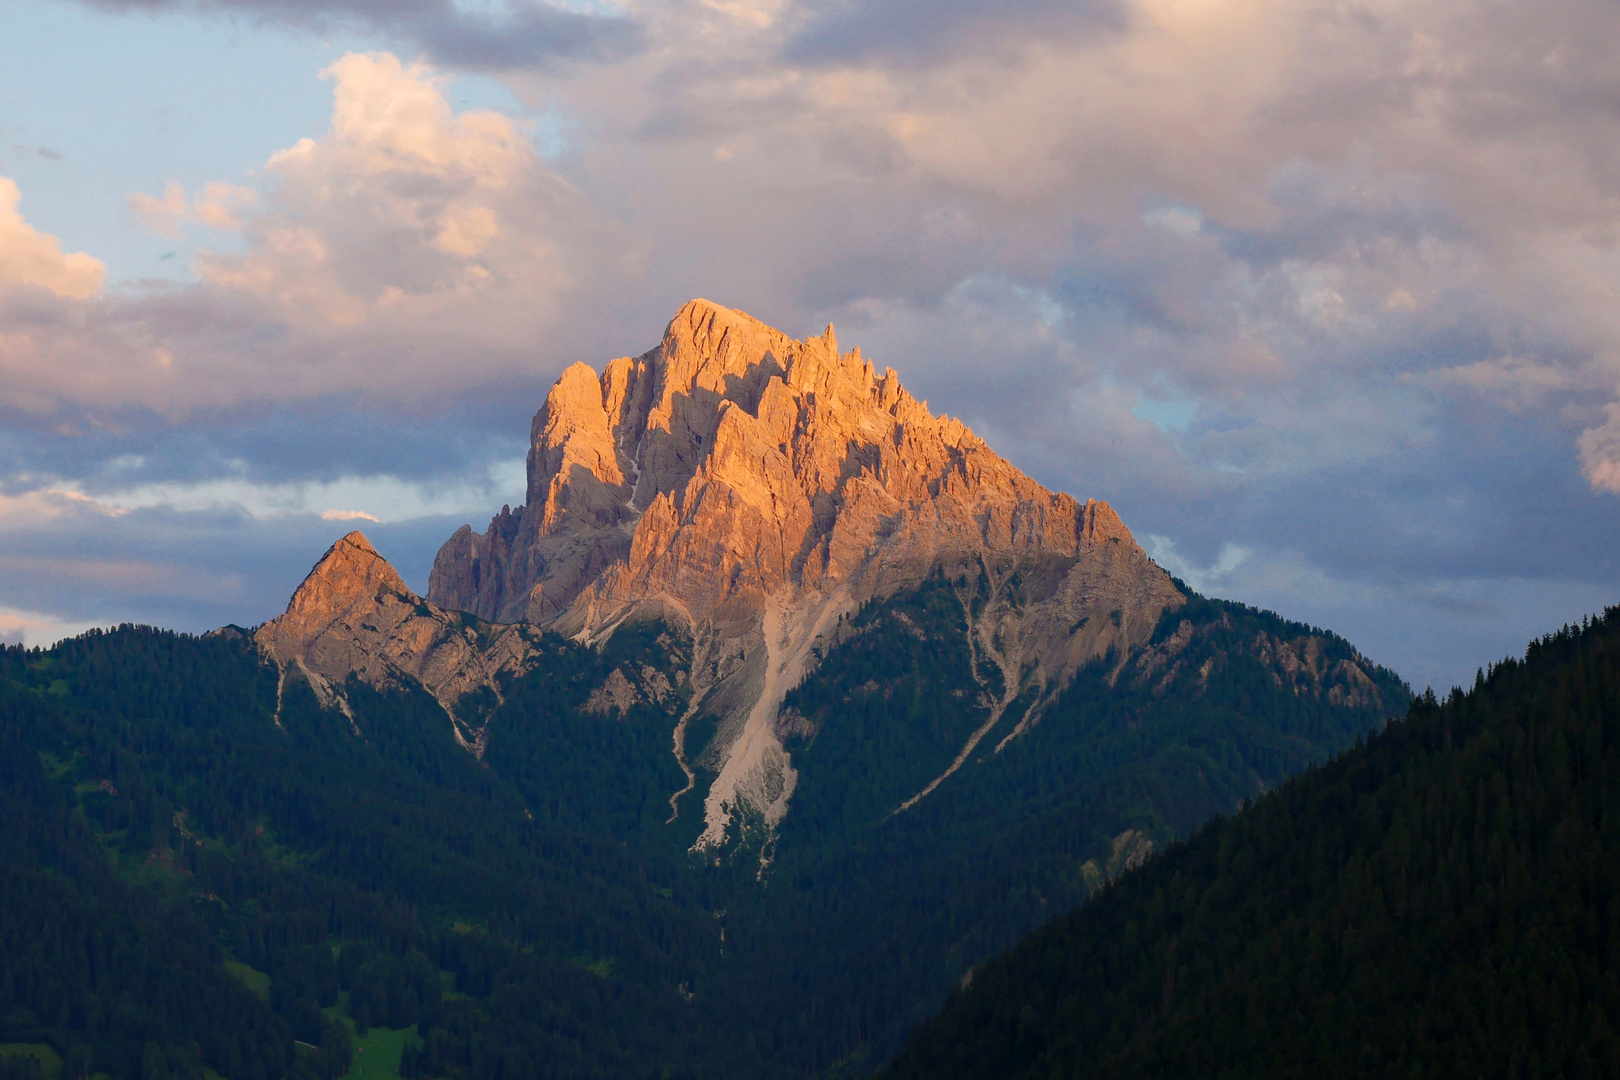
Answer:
[0,578,1406,1080]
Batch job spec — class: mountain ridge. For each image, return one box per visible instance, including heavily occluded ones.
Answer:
[248,300,1405,865]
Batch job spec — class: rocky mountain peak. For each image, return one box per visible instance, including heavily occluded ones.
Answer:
[430,298,1142,635]
[259,531,408,656]
[255,532,541,750]
[426,299,1184,849]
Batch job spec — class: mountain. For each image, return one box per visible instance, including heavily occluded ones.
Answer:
[0,301,1408,1080]
[411,298,1355,851]
[258,299,1398,863]
[425,299,1183,849]
[426,298,1150,640]
[880,611,1620,1080]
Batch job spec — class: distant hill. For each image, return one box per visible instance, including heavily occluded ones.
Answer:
[880,609,1620,1080]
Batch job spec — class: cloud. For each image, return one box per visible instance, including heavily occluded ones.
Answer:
[0,493,470,635]
[0,176,104,298]
[782,0,1125,67]
[130,180,258,239]
[11,146,64,162]
[81,457,525,523]
[1154,539,1616,691]
[9,0,1620,686]
[0,603,100,649]
[729,0,1620,498]
[1578,404,1620,494]
[0,487,124,530]
[0,52,628,414]
[129,181,188,240]
[232,51,579,304]
[0,461,522,639]
[1146,535,1253,595]
[1424,353,1584,412]
[78,0,644,71]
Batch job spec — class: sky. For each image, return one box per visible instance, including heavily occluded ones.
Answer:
[2,0,1619,691]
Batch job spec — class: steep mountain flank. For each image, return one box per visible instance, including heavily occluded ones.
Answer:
[428,299,1183,846]
[775,587,1406,847]
[881,613,1620,1080]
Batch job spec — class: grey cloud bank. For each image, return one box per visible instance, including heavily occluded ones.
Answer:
[79,0,646,70]
[781,0,1126,66]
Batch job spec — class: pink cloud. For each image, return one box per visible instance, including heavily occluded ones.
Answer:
[0,176,103,299]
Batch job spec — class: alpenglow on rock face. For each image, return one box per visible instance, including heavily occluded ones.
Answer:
[427,299,1186,848]
[256,531,543,752]
[429,299,1142,630]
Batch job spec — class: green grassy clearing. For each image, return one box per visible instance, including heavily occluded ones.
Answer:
[345,1026,419,1080]
[570,954,613,978]
[0,1044,61,1079]
[223,960,271,1001]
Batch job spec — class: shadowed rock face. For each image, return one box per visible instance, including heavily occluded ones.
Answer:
[424,300,1186,849]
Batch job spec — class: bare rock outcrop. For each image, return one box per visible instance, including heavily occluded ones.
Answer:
[427,300,1186,848]
[255,531,541,752]
[430,300,1153,635]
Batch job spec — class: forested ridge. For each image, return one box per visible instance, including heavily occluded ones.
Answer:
[0,577,1403,1080]
[882,607,1620,1080]
[0,627,712,1080]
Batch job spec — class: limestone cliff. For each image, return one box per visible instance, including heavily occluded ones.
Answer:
[428,300,1186,848]
[431,300,1145,632]
[255,531,541,752]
